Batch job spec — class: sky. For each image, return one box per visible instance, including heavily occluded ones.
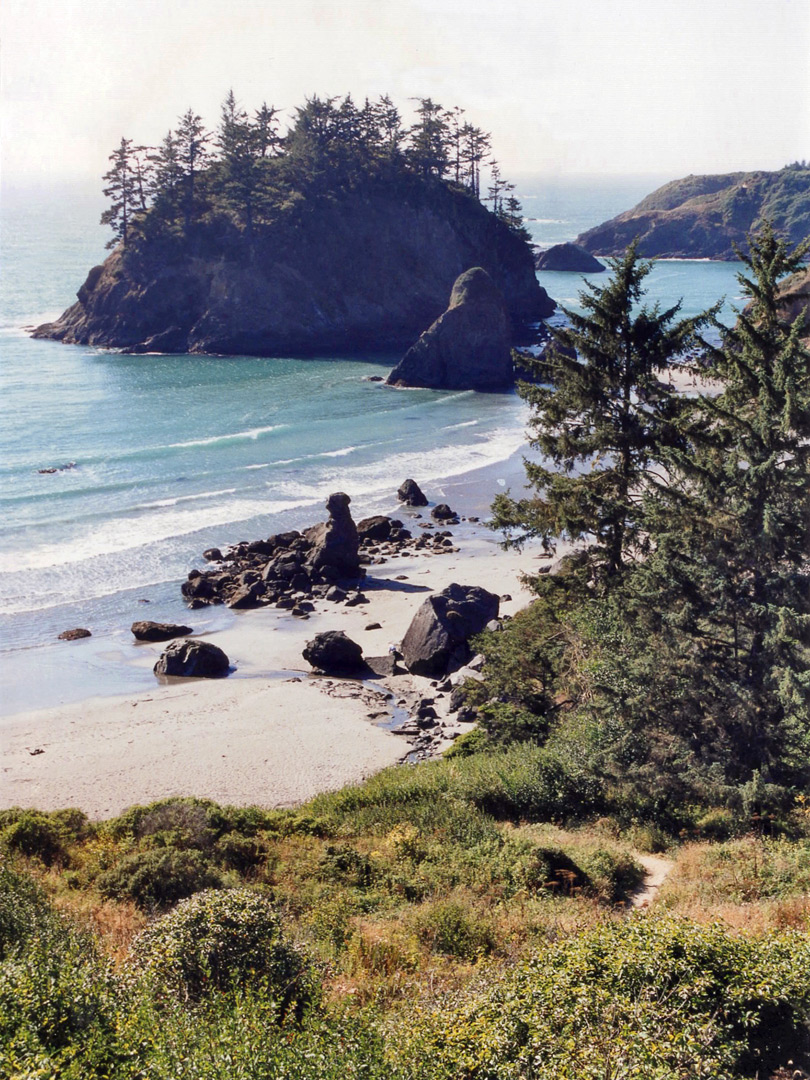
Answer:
[1,0,808,189]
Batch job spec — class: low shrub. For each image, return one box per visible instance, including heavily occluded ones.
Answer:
[412,898,494,960]
[0,864,57,959]
[399,916,810,1079]
[0,809,69,865]
[130,888,314,1012]
[96,848,224,909]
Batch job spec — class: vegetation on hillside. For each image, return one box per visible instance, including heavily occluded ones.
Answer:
[480,226,810,823]
[100,91,528,251]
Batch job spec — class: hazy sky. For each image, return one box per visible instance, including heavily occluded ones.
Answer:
[2,0,808,187]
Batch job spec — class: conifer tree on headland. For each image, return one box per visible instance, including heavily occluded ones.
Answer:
[100,137,138,247]
[492,244,713,579]
[175,109,209,230]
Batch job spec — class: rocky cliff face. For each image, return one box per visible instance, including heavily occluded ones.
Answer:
[576,168,810,260]
[386,267,513,390]
[34,182,553,356]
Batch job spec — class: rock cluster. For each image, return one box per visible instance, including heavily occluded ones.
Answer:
[180,493,461,614]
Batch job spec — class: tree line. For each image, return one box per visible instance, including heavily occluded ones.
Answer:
[100,92,527,248]
[475,226,809,823]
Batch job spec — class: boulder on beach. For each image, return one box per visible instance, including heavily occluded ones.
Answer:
[154,639,230,678]
[397,478,428,506]
[131,620,194,642]
[400,583,500,677]
[357,515,393,542]
[302,631,365,675]
[431,503,457,522]
[534,243,605,273]
[386,267,513,391]
[306,492,361,578]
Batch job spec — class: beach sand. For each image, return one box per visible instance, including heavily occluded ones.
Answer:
[1,521,542,819]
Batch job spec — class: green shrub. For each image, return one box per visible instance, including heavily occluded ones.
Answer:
[0,864,57,959]
[412,899,494,960]
[0,810,68,865]
[400,916,810,1079]
[96,848,223,909]
[130,888,314,1011]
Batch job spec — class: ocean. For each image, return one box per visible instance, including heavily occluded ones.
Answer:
[0,174,748,713]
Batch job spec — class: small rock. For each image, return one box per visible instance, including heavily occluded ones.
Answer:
[365,622,382,630]
[58,628,91,641]
[203,547,223,562]
[397,478,428,507]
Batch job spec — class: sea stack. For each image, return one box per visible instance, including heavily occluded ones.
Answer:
[386,267,513,391]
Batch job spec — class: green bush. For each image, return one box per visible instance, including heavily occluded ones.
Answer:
[412,899,494,960]
[96,848,223,909]
[0,810,68,865]
[0,864,57,960]
[400,916,810,1079]
[130,888,314,1011]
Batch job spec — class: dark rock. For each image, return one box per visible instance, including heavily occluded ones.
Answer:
[58,627,91,641]
[357,515,393,542]
[535,243,605,273]
[307,492,361,578]
[203,547,223,562]
[326,585,347,603]
[227,583,265,609]
[126,325,189,354]
[131,621,194,642]
[387,267,514,391]
[365,622,382,631]
[431,503,456,521]
[154,639,230,678]
[302,631,365,675]
[397,478,428,506]
[344,591,369,607]
[181,576,215,601]
[365,654,402,677]
[400,583,500,677]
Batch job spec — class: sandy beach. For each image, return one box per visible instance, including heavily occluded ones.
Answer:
[1,514,540,819]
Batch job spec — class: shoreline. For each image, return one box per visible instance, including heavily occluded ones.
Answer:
[1,463,547,819]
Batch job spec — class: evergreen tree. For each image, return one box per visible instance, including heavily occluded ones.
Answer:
[100,137,137,247]
[148,130,183,219]
[407,98,449,179]
[492,245,713,578]
[635,226,810,780]
[175,109,209,230]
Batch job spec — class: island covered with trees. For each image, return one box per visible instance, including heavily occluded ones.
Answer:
[33,92,552,357]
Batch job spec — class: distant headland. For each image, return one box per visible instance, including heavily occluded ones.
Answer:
[576,164,810,260]
[33,93,553,358]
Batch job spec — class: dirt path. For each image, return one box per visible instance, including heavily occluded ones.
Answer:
[630,853,675,909]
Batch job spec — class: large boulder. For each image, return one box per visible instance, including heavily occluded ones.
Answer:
[131,620,193,642]
[397,478,428,506]
[400,583,500,677]
[386,268,513,391]
[154,639,230,678]
[306,492,361,578]
[302,631,365,675]
[535,243,605,273]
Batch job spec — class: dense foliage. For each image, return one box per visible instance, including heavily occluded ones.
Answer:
[482,228,810,822]
[100,92,527,249]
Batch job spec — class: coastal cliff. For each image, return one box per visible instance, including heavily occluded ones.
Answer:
[34,181,552,356]
[576,166,810,260]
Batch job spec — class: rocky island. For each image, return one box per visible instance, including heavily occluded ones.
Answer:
[33,95,553,360]
[576,164,810,259]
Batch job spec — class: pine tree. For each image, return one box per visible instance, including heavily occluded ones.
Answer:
[100,137,137,247]
[492,244,713,578]
[407,98,449,180]
[637,225,810,779]
[175,109,209,230]
[148,130,183,219]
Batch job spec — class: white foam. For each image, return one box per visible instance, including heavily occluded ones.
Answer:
[135,488,237,510]
[168,425,283,449]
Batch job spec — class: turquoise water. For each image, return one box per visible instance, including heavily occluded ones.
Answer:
[0,176,746,698]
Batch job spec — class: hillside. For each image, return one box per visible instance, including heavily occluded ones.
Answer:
[576,165,810,259]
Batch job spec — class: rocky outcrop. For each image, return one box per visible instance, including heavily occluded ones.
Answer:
[535,243,605,272]
[33,184,553,356]
[154,639,230,678]
[302,631,365,675]
[397,479,428,506]
[387,268,513,390]
[306,492,361,578]
[131,620,193,642]
[400,583,500,677]
[576,167,810,260]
